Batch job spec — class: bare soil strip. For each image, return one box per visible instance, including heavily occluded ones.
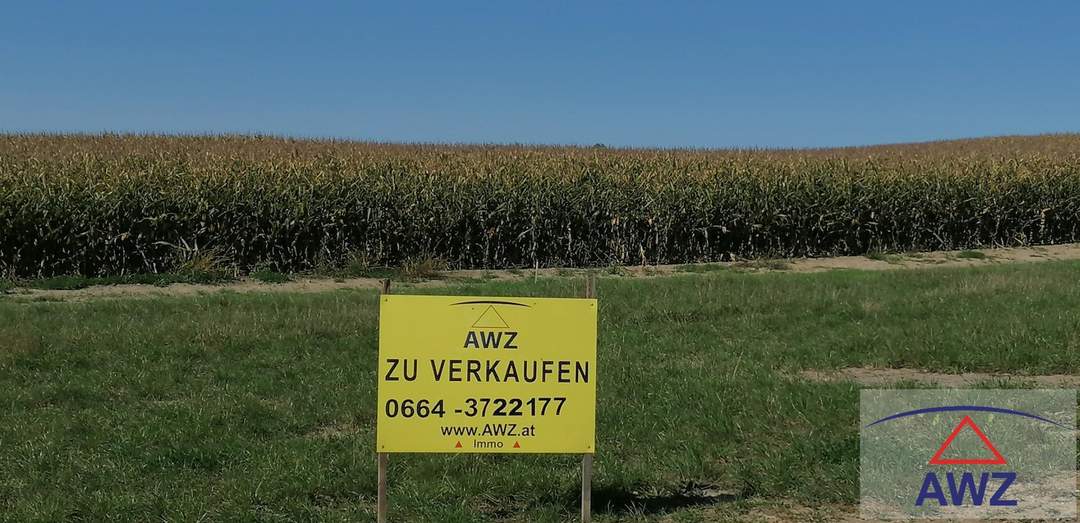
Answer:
[727,477,1078,522]
[5,243,1080,302]
[655,502,860,522]
[800,367,1080,387]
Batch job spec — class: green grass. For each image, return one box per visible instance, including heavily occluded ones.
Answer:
[676,260,792,273]
[2,261,1080,521]
[956,249,989,259]
[251,268,292,284]
[0,260,447,292]
[674,263,728,273]
[4,271,234,291]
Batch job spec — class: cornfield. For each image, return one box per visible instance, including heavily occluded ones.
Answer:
[2,133,1080,278]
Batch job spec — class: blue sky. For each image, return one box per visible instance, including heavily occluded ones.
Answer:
[2,1,1078,148]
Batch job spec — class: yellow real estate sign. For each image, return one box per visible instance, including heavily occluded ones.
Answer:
[377,295,597,453]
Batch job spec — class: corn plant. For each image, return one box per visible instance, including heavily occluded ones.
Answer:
[1,133,1079,278]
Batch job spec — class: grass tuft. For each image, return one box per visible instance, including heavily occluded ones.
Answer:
[675,263,729,273]
[400,255,447,281]
[956,250,989,259]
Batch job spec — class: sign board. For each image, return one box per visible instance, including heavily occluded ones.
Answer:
[377,295,598,453]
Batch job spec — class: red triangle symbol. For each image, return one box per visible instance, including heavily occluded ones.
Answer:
[513,441,521,448]
[929,415,1007,466]
[454,441,463,449]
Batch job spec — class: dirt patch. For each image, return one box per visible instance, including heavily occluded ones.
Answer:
[861,473,1077,521]
[1,277,386,302]
[683,498,1073,522]
[660,501,863,522]
[0,331,40,356]
[800,367,1080,387]
[737,503,861,522]
[5,243,1080,302]
[784,242,1080,274]
[305,421,361,440]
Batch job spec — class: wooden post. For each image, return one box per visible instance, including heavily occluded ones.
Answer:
[581,274,596,522]
[581,453,593,522]
[584,274,596,301]
[378,278,391,523]
[377,453,388,523]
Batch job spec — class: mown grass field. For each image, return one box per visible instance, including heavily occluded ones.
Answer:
[4,133,1080,279]
[2,260,1079,521]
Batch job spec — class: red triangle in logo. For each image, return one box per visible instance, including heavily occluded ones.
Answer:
[513,441,521,448]
[929,415,1007,466]
[454,441,463,449]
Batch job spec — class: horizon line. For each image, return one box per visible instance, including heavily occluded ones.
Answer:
[2,130,1079,153]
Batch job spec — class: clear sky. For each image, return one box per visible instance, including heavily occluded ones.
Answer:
[2,1,1078,148]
